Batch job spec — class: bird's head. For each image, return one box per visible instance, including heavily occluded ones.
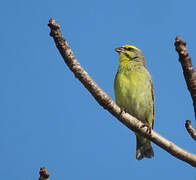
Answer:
[115,45,145,66]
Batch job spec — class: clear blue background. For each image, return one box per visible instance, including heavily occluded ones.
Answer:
[1,0,196,179]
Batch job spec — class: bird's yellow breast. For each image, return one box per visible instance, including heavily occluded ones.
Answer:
[114,62,154,126]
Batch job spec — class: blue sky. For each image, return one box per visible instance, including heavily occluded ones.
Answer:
[1,0,196,179]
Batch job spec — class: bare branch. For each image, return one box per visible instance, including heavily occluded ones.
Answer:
[175,37,196,117]
[39,167,50,180]
[48,18,196,167]
[185,120,196,140]
[174,37,196,141]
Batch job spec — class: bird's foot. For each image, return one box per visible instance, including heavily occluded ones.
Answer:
[120,107,127,115]
[140,124,152,134]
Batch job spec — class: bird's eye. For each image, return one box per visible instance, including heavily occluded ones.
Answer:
[127,47,132,51]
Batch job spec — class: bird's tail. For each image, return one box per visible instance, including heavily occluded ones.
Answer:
[136,135,154,160]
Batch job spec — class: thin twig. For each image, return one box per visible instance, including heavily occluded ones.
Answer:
[48,18,196,167]
[185,120,196,140]
[39,167,50,180]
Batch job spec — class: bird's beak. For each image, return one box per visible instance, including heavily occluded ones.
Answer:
[115,47,123,53]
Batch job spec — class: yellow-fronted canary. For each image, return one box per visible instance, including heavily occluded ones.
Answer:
[114,45,154,160]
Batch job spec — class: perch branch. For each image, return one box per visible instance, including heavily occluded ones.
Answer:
[39,167,50,180]
[48,18,196,167]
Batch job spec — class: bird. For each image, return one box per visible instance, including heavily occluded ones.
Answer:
[114,44,154,160]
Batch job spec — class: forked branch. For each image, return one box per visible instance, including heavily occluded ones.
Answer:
[174,37,196,141]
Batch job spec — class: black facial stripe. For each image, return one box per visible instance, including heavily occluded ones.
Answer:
[124,52,131,59]
[124,52,138,60]
[132,56,139,60]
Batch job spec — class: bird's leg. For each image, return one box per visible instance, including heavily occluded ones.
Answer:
[140,124,152,134]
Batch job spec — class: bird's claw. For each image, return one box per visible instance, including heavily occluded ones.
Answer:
[140,124,152,134]
[120,107,127,115]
